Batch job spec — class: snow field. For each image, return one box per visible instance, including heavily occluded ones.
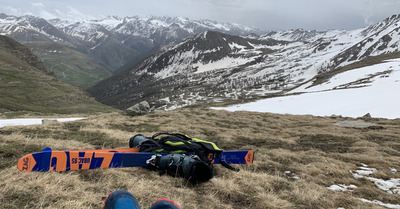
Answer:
[0,118,86,128]
[213,59,400,119]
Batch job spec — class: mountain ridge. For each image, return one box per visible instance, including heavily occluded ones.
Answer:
[0,36,49,73]
[0,13,263,88]
[88,14,400,110]
[1,13,399,112]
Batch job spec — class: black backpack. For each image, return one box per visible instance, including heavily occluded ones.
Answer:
[129,132,239,184]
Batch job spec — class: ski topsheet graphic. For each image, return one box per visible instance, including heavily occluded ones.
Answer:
[17,148,254,172]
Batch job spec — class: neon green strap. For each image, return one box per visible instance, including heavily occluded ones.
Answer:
[191,138,223,151]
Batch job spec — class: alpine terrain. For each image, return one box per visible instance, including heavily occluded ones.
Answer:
[88,14,400,110]
[0,13,263,89]
[1,11,400,209]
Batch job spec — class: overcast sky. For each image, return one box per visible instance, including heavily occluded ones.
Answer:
[1,0,400,31]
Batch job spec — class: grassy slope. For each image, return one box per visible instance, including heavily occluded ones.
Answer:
[25,41,112,89]
[0,46,115,114]
[1,108,399,208]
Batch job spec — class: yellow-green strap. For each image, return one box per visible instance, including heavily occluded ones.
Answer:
[191,137,223,151]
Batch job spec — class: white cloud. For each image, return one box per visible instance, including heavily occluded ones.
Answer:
[31,3,57,19]
[31,2,45,9]
[54,7,95,21]
[0,6,23,16]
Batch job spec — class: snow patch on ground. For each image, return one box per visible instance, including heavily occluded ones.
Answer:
[327,163,400,208]
[327,184,358,192]
[193,56,253,74]
[350,164,400,195]
[212,59,400,119]
[360,199,400,209]
[0,118,86,128]
[351,163,377,178]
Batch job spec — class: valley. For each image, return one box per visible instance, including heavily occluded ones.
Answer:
[0,11,399,209]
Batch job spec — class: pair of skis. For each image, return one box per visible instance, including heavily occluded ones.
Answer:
[18,147,254,172]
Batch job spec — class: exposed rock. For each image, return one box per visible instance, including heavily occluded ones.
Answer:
[334,120,383,129]
[360,113,372,121]
[42,119,58,124]
[330,114,342,119]
[126,101,151,116]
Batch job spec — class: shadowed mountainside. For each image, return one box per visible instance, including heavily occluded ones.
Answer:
[0,35,115,114]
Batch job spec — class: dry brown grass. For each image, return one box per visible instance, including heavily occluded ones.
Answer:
[1,108,400,208]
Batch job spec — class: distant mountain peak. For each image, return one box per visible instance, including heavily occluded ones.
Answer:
[1,12,262,75]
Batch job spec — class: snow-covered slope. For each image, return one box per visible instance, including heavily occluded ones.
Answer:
[100,15,264,37]
[0,118,86,128]
[87,30,286,109]
[89,14,400,111]
[0,14,71,43]
[213,58,400,119]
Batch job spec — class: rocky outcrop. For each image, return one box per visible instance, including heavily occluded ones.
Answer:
[125,101,151,116]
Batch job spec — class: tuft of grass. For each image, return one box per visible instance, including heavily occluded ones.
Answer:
[2,188,39,208]
[0,140,44,169]
[296,134,356,153]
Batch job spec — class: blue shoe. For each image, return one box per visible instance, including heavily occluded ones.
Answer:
[103,190,141,209]
[150,198,180,209]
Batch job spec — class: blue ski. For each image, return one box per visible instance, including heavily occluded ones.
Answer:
[18,148,254,172]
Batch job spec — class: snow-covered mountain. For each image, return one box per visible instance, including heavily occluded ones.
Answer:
[92,15,264,37]
[0,13,263,71]
[1,12,399,112]
[88,14,400,110]
[0,14,133,71]
[0,13,71,43]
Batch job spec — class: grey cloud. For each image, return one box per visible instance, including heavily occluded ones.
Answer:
[0,0,399,30]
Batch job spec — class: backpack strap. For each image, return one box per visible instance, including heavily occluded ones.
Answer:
[152,133,239,172]
[214,153,240,172]
[152,132,190,141]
